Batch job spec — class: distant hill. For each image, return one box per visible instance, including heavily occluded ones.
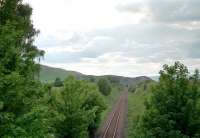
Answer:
[150,76,159,81]
[39,65,86,82]
[39,65,153,86]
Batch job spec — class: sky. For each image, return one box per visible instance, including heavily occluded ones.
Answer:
[25,0,200,77]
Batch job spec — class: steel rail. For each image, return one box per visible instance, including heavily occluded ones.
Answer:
[102,97,123,138]
[112,109,121,138]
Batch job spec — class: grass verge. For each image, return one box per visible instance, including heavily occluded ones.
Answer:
[127,82,154,138]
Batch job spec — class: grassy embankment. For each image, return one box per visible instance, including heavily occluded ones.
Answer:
[127,82,155,138]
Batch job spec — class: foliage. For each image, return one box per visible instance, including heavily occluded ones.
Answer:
[0,1,108,137]
[0,0,56,137]
[134,62,200,138]
[0,0,44,77]
[97,78,112,96]
[54,77,63,87]
[106,76,120,84]
[53,76,106,138]
[127,81,154,138]
[128,85,136,93]
[127,90,148,138]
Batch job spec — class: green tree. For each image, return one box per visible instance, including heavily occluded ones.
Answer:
[107,76,119,84]
[134,62,200,138]
[54,77,63,87]
[0,0,107,137]
[55,76,106,138]
[0,0,44,76]
[0,0,55,137]
[97,78,112,96]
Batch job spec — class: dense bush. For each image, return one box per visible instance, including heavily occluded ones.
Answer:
[54,76,106,138]
[97,78,112,96]
[134,62,200,138]
[128,85,136,93]
[54,77,63,87]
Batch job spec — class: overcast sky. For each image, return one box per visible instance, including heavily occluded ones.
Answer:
[25,0,200,77]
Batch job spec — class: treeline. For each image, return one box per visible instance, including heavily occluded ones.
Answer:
[53,77,112,96]
[132,62,200,138]
[0,1,110,137]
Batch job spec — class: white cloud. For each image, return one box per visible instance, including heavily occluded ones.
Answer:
[41,52,161,77]
[24,0,200,77]
[25,0,146,33]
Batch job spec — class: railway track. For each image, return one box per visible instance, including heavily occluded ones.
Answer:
[101,96,124,138]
